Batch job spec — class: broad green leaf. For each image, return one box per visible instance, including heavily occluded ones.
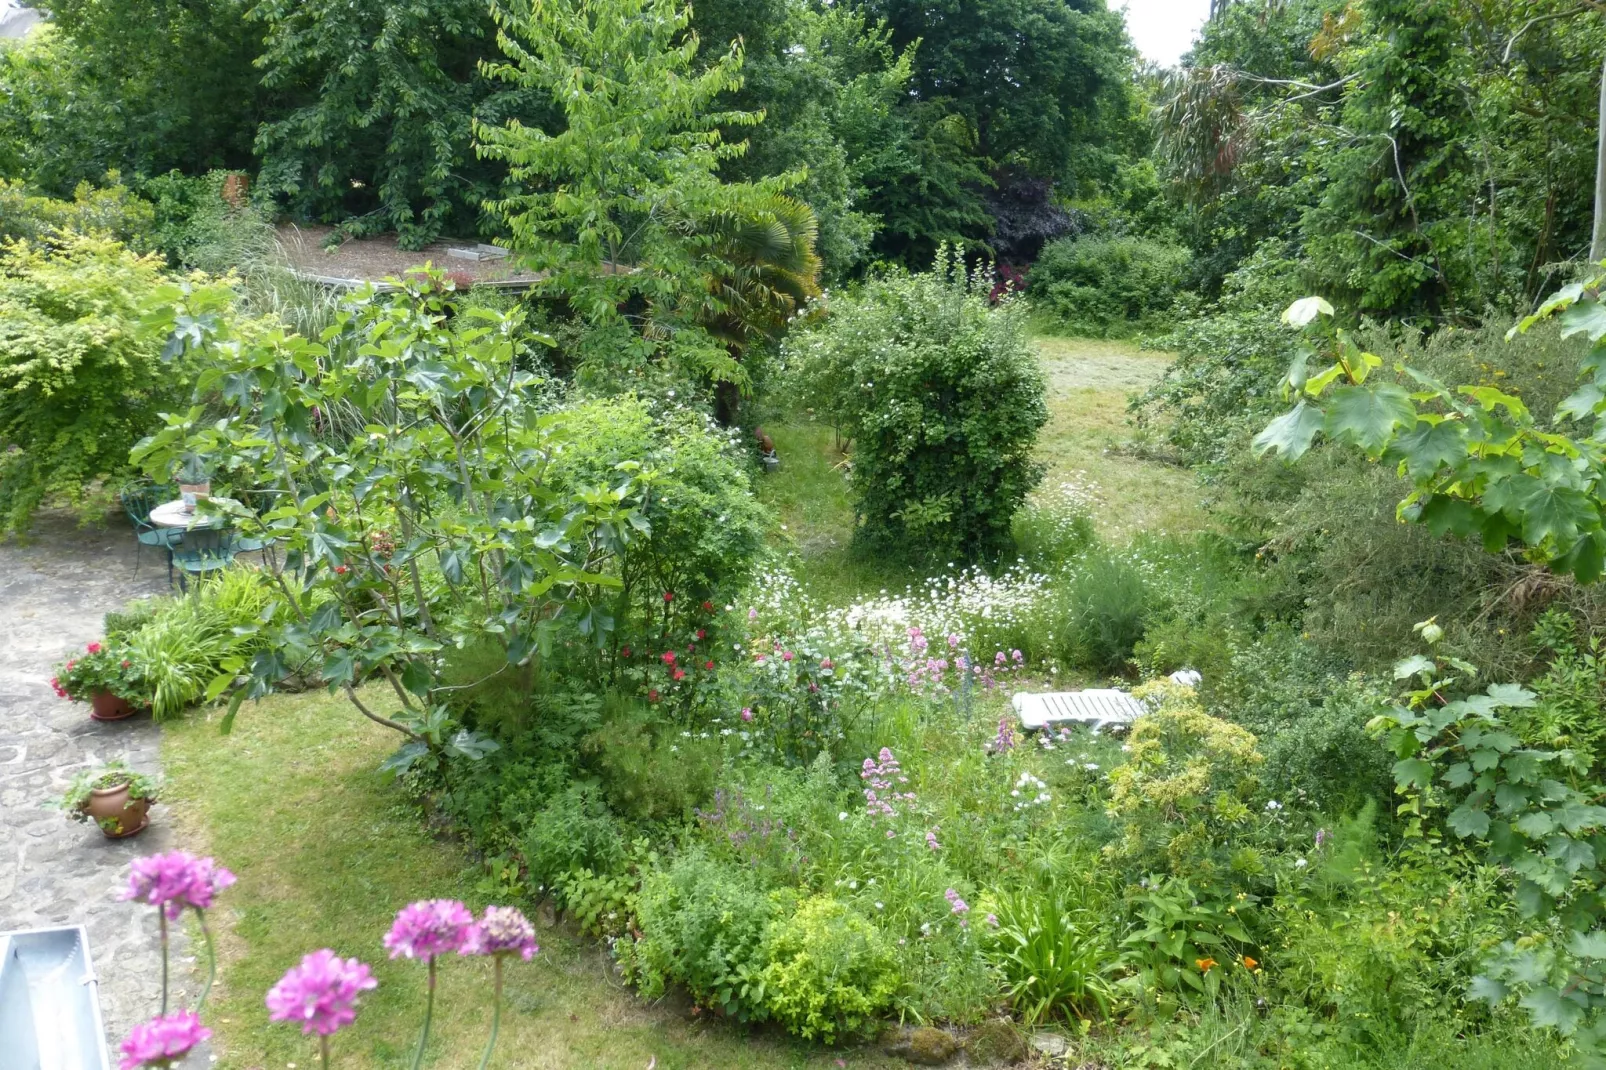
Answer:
[1393,654,1435,681]
[1519,985,1587,1035]
[1389,420,1466,479]
[1447,804,1491,839]
[1485,683,1538,709]
[1252,402,1324,459]
[1558,383,1606,422]
[1560,298,1606,343]
[1324,384,1416,456]
[1570,930,1606,961]
[1394,758,1435,791]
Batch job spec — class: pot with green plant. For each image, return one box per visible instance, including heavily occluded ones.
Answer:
[59,760,159,838]
[176,453,211,513]
[52,641,149,721]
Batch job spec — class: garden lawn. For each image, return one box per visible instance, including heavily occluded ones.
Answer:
[162,688,901,1070]
[1032,336,1208,541]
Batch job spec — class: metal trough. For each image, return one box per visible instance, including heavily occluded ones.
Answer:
[0,926,112,1070]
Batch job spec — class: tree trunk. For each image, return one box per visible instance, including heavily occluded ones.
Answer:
[1594,46,1606,262]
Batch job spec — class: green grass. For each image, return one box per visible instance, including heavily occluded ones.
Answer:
[1031,335,1209,541]
[162,689,901,1070]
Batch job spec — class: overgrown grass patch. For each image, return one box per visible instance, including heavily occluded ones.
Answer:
[162,688,900,1069]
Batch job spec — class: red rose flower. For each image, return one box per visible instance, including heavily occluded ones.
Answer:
[87,642,102,654]
[704,660,714,671]
[696,629,707,640]
[621,646,632,658]
[701,601,714,613]
[663,591,674,603]
[672,669,686,682]
[661,651,676,665]
[648,689,660,702]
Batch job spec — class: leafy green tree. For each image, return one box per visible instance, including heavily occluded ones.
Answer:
[249,0,524,248]
[474,0,819,394]
[133,272,646,770]
[858,0,1135,188]
[29,0,263,186]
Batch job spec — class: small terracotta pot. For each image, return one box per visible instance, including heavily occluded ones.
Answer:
[81,781,150,839]
[179,481,211,509]
[89,690,136,722]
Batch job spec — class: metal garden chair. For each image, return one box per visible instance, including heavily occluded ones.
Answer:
[170,528,240,591]
[120,482,179,585]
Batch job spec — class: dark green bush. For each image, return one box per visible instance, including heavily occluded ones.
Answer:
[1211,627,1393,815]
[1029,234,1191,337]
[628,849,779,1020]
[786,249,1047,562]
[520,783,630,890]
[582,699,721,821]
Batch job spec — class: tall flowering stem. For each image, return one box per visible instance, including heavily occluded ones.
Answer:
[195,908,217,1009]
[120,851,235,1014]
[383,900,475,1070]
[467,906,537,1070]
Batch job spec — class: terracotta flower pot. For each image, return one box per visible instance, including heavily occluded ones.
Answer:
[81,781,150,839]
[89,690,136,722]
[179,481,211,510]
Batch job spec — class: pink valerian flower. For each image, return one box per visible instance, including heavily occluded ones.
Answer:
[993,716,1016,753]
[861,749,915,819]
[741,707,753,722]
[383,899,475,960]
[945,888,970,915]
[266,949,377,1036]
[947,634,960,650]
[466,905,538,960]
[119,1010,210,1070]
[121,852,237,920]
[748,608,758,621]
[925,829,941,851]
[985,913,999,928]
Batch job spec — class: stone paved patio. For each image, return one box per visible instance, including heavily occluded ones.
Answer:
[0,512,210,1063]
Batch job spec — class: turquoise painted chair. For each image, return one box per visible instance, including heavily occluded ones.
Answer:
[170,528,240,591]
[120,482,179,584]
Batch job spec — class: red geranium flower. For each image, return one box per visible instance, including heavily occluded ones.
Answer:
[87,642,102,654]
[704,660,714,671]
[661,651,676,665]
[672,669,686,682]
[701,600,714,613]
[696,629,706,640]
[334,565,349,575]
[663,591,674,603]
[621,646,632,658]
[648,689,659,702]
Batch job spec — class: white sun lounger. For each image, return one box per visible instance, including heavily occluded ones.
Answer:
[1011,670,1202,732]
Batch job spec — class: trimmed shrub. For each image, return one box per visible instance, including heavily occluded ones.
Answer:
[786,248,1047,562]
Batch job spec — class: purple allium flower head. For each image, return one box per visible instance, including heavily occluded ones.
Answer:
[945,888,970,915]
[119,1010,210,1070]
[925,829,941,851]
[383,899,475,959]
[466,905,538,960]
[266,949,377,1036]
[121,852,236,920]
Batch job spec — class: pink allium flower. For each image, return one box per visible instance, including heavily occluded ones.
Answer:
[925,829,941,851]
[88,642,103,654]
[119,1010,210,1070]
[121,852,237,921]
[383,899,475,959]
[748,608,758,621]
[467,905,538,960]
[266,949,377,1036]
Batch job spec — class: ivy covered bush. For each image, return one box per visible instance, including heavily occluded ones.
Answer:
[786,249,1047,562]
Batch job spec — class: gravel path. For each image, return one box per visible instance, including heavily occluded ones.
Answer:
[0,512,210,1062]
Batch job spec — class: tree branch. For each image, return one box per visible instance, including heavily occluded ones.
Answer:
[342,683,423,740]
